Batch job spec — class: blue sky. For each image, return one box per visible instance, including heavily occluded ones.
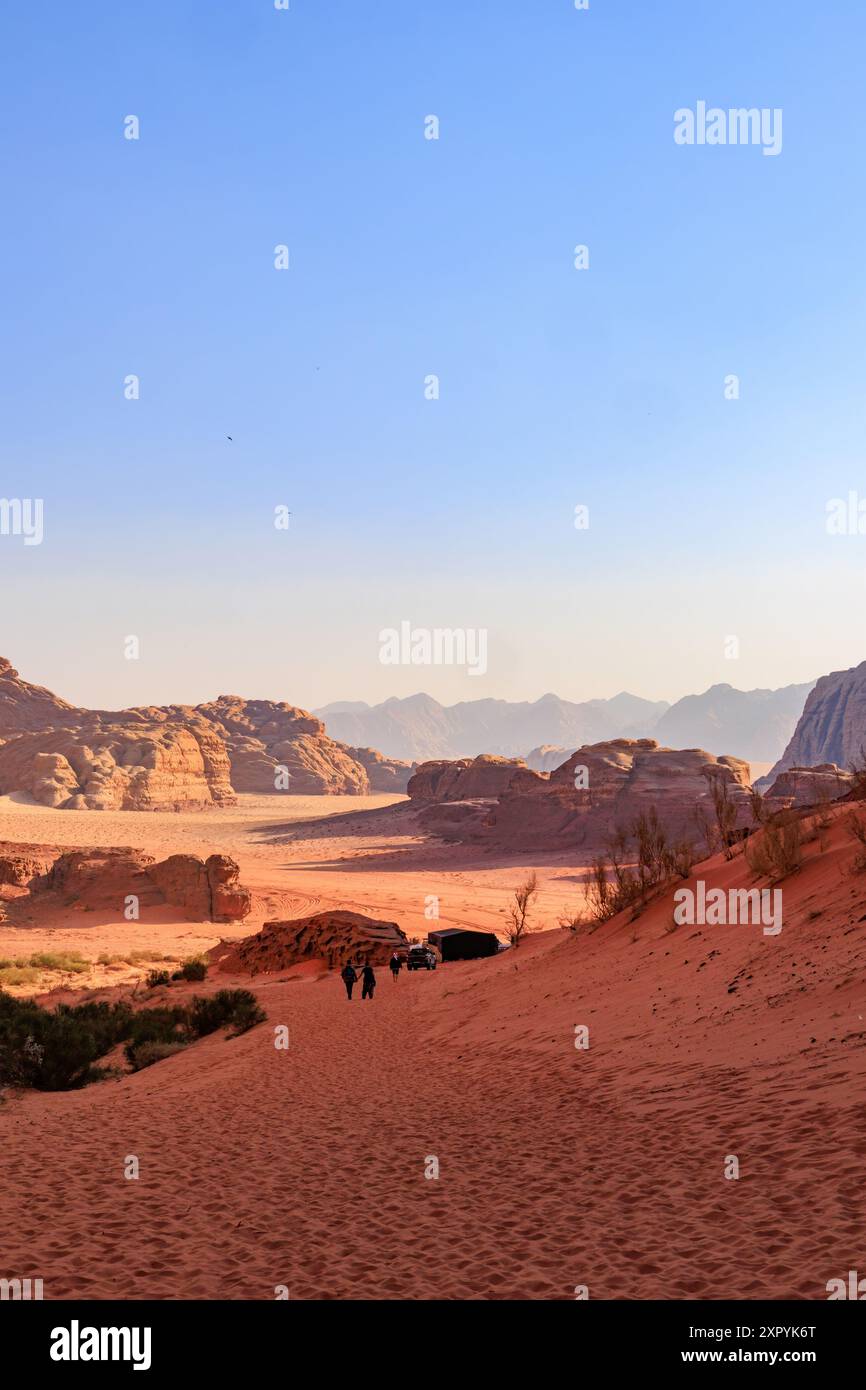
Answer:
[1,0,864,711]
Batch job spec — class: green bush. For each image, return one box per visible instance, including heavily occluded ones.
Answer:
[179,959,207,982]
[188,989,265,1039]
[146,969,171,989]
[0,967,41,987]
[0,996,132,1090]
[0,985,265,1092]
[127,1040,189,1071]
[122,1005,189,1065]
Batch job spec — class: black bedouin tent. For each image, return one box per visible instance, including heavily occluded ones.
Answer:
[427,927,499,961]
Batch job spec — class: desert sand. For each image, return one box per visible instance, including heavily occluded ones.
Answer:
[1,792,865,1299]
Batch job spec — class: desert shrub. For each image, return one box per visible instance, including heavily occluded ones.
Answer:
[693,803,720,858]
[559,908,591,935]
[179,958,207,982]
[848,746,866,801]
[845,810,866,872]
[146,969,171,989]
[187,989,265,1039]
[0,967,40,987]
[708,774,740,860]
[506,872,539,947]
[744,811,803,882]
[27,952,89,974]
[127,1040,189,1071]
[122,1005,189,1064]
[0,984,265,1091]
[0,995,132,1090]
[585,810,697,924]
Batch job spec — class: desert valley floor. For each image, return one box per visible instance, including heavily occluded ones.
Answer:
[1,792,865,1300]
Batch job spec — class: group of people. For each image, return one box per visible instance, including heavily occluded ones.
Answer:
[340,951,404,1000]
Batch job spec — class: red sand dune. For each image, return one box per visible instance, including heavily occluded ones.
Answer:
[1,802,865,1299]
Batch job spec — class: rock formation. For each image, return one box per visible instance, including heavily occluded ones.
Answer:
[408,739,754,854]
[766,661,866,782]
[340,745,413,793]
[407,755,527,801]
[0,657,408,809]
[0,840,252,922]
[215,910,408,973]
[525,745,576,773]
[762,764,853,811]
[0,842,58,887]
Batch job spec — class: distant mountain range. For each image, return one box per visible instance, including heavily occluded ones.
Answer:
[315,681,816,767]
[654,681,815,764]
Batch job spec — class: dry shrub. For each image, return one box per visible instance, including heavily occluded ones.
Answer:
[506,872,539,947]
[585,808,696,924]
[709,774,740,860]
[744,811,803,882]
[845,810,866,873]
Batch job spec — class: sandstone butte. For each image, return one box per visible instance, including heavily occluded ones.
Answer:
[0,657,411,811]
[0,841,251,923]
[406,740,852,853]
[213,910,408,973]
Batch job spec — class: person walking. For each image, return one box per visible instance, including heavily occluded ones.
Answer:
[389,951,402,983]
[361,962,377,1000]
[341,962,358,1000]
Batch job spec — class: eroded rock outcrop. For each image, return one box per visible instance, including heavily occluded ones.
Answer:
[0,841,252,922]
[0,842,60,887]
[409,739,753,854]
[0,657,400,809]
[762,764,853,811]
[149,853,252,923]
[525,745,576,773]
[407,755,527,801]
[341,745,413,793]
[215,910,407,973]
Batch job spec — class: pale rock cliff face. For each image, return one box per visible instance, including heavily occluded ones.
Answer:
[762,764,853,811]
[410,739,753,853]
[767,662,866,782]
[407,755,526,801]
[0,658,403,809]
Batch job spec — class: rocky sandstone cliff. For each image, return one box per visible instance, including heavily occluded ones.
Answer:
[407,755,526,801]
[762,764,853,811]
[766,661,866,782]
[0,842,252,922]
[0,658,410,810]
[409,740,753,853]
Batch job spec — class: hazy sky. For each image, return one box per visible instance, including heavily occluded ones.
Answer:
[2,1,864,713]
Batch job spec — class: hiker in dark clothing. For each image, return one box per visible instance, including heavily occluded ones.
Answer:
[341,963,358,1000]
[389,952,402,982]
[361,963,376,1000]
